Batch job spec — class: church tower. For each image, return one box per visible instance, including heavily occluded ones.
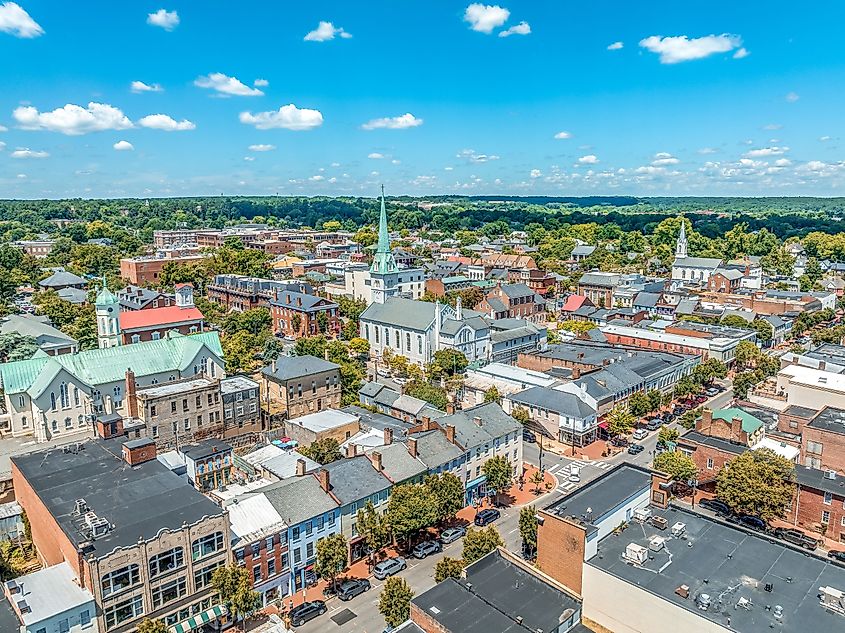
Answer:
[96,277,122,348]
[675,218,688,259]
[370,185,400,304]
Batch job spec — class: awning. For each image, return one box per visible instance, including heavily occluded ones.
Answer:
[169,604,228,633]
[598,421,608,430]
[466,475,487,489]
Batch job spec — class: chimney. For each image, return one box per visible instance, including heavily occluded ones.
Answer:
[122,438,156,466]
[296,458,306,477]
[125,369,138,418]
[317,468,330,493]
[446,402,455,415]
[421,416,432,431]
[572,367,581,380]
[408,437,418,458]
[384,428,393,445]
[445,424,456,444]
[731,416,743,439]
[697,408,713,431]
[346,443,357,458]
[473,416,482,427]
[820,360,827,371]
[372,451,383,471]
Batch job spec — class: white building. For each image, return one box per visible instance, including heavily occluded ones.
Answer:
[670,221,722,287]
[325,263,426,303]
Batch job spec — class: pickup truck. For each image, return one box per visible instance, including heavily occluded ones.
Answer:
[772,527,820,550]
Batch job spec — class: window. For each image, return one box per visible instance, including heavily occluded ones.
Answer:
[152,332,161,341]
[395,330,400,348]
[59,619,69,633]
[152,426,159,439]
[235,548,244,561]
[21,416,27,428]
[80,609,91,627]
[150,405,157,417]
[268,558,276,576]
[317,516,324,530]
[184,419,191,431]
[312,381,316,394]
[706,458,714,470]
[253,565,262,583]
[824,491,833,505]
[225,408,233,419]
[50,392,56,411]
[406,332,411,352]
[171,401,177,413]
[52,420,58,432]
[418,335,423,354]
[149,547,184,578]
[822,510,831,525]
[131,334,141,344]
[182,398,189,412]
[251,542,260,557]
[266,535,274,550]
[192,531,224,561]
[306,542,314,559]
[104,595,143,630]
[807,440,824,454]
[328,512,335,526]
[196,395,201,407]
[65,417,72,429]
[305,520,313,535]
[101,564,140,597]
[293,548,302,565]
[292,526,300,540]
[152,576,187,608]
[281,553,289,570]
[249,403,257,413]
[60,382,69,408]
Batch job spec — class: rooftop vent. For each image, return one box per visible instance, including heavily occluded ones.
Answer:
[16,599,30,614]
[83,511,110,538]
[826,470,837,480]
[73,498,88,515]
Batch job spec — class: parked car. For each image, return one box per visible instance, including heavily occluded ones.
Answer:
[290,600,327,627]
[772,527,819,550]
[632,428,648,441]
[377,368,391,378]
[302,569,318,587]
[627,443,645,455]
[734,514,767,532]
[698,498,731,516]
[393,376,408,386]
[474,508,501,526]
[646,419,661,431]
[336,578,371,601]
[610,436,629,447]
[412,540,442,559]
[439,526,466,544]
[828,549,845,563]
[705,387,720,397]
[522,429,536,443]
[373,557,406,580]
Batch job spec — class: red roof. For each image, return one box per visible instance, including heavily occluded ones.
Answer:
[119,305,204,331]
[562,295,590,312]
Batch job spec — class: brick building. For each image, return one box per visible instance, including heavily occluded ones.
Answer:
[799,406,845,472]
[12,438,231,632]
[206,274,311,312]
[259,355,341,422]
[119,251,206,285]
[269,290,340,337]
[477,283,546,323]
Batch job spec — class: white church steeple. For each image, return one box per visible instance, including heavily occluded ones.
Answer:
[675,218,688,259]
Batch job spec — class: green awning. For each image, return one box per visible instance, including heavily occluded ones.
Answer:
[169,604,227,633]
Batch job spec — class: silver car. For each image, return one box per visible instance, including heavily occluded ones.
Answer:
[439,527,466,544]
[373,556,406,580]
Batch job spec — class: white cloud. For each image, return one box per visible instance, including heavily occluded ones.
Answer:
[0,125,6,132]
[195,73,264,97]
[309,175,325,181]
[785,91,800,103]
[498,21,530,38]
[733,47,749,59]
[0,2,43,38]
[578,154,599,164]
[457,149,499,163]
[137,114,195,131]
[639,33,743,64]
[248,144,275,152]
[368,152,384,159]
[13,102,133,135]
[361,113,423,130]
[774,158,792,167]
[239,105,323,131]
[147,9,179,31]
[698,147,717,154]
[651,152,679,166]
[16,173,25,178]
[131,80,163,93]
[253,79,269,87]
[819,136,832,142]
[391,159,401,165]
[304,21,351,42]
[11,147,48,158]
[330,162,340,167]
[530,169,542,178]
[0,141,4,150]
[464,3,509,34]
[763,123,782,130]
[113,140,134,151]
[745,146,789,157]
[554,131,572,139]
[607,41,623,50]
[243,156,254,162]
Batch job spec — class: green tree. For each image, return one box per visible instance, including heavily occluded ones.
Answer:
[316,310,329,334]
[315,533,348,593]
[211,564,262,630]
[137,619,169,633]
[715,449,795,521]
[404,380,448,410]
[628,391,651,417]
[733,371,761,400]
[291,313,302,335]
[558,320,596,335]
[483,386,501,403]
[692,358,727,385]
[462,526,503,565]
[734,340,761,368]
[429,348,469,377]
[646,389,663,412]
[298,438,343,465]
[425,472,465,523]
[348,337,370,356]
[356,500,390,553]
[519,506,538,557]
[481,455,513,499]
[0,332,38,362]
[378,576,414,629]
[434,556,464,583]
[606,405,635,437]
[387,483,439,545]
[653,451,698,483]
[511,406,530,425]
[657,427,680,445]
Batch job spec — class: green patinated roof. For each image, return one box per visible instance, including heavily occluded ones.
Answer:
[370,186,398,275]
[95,277,119,306]
[0,331,223,396]
[713,407,764,434]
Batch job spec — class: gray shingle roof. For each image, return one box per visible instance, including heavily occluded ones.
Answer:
[499,283,534,299]
[38,269,86,288]
[261,475,339,525]
[434,402,521,450]
[261,355,340,381]
[510,386,596,419]
[322,456,392,506]
[407,429,463,469]
[360,297,436,331]
[366,443,427,483]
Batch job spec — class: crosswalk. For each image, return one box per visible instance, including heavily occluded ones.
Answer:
[548,459,611,473]
[557,481,579,492]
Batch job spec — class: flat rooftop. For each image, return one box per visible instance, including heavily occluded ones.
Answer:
[287,408,358,432]
[137,376,215,398]
[5,561,93,626]
[221,375,259,393]
[545,463,652,535]
[808,406,845,436]
[12,439,224,558]
[589,505,845,633]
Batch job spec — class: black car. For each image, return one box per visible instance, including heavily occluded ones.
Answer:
[412,540,442,559]
[698,498,731,516]
[828,550,845,563]
[734,514,767,532]
[522,429,537,443]
[474,508,501,526]
[627,443,645,455]
[610,436,629,447]
[772,527,819,550]
[290,600,326,627]
[646,419,662,431]
[336,578,371,601]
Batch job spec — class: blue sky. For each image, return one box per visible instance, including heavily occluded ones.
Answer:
[1,1,844,198]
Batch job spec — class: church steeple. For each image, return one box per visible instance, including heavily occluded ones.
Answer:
[370,185,398,276]
[675,218,688,258]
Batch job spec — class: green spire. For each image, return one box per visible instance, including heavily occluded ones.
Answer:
[95,275,118,306]
[370,185,398,274]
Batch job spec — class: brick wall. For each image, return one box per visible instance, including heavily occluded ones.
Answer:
[535,511,586,596]
[410,602,449,633]
[677,440,740,483]
[778,409,817,434]
[801,425,845,472]
[789,484,845,543]
[695,410,749,444]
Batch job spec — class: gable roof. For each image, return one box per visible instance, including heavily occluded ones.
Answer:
[322,456,392,505]
[38,269,86,288]
[260,355,340,382]
[562,295,591,312]
[712,407,764,434]
[510,386,596,419]
[360,297,436,331]
[119,305,204,331]
[434,402,521,450]
[366,443,427,483]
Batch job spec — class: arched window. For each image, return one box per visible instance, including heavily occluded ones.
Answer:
[59,383,69,408]
[406,333,411,352]
[51,420,58,432]
[50,392,56,411]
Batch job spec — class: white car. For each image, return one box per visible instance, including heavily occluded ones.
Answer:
[393,376,408,385]
[632,428,648,441]
[377,368,391,378]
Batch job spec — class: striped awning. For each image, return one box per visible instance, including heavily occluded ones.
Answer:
[169,604,228,633]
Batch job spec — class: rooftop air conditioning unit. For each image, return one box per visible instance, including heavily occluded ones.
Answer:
[825,470,837,480]
[695,593,711,611]
[649,536,666,552]
[623,543,648,565]
[671,522,687,537]
[74,498,88,515]
[633,507,651,523]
